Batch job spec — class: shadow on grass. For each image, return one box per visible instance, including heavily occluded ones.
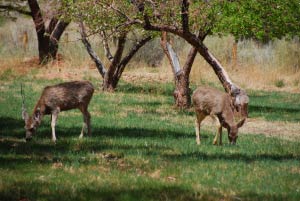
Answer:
[249,105,300,121]
[0,180,289,201]
[249,105,300,115]
[116,81,174,96]
[162,151,300,163]
[1,116,300,166]
[0,114,195,140]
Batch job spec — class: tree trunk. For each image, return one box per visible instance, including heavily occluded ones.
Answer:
[232,40,238,68]
[49,20,70,60]
[173,71,191,108]
[160,32,198,108]
[28,0,68,64]
[102,33,127,91]
[79,22,152,92]
[132,1,249,117]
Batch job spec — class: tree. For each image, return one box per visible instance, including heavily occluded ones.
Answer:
[62,0,249,112]
[61,1,154,91]
[214,0,300,68]
[0,0,69,64]
[79,22,152,91]
[27,0,69,64]
[214,0,300,43]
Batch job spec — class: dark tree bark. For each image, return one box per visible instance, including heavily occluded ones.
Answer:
[27,0,69,64]
[79,22,152,91]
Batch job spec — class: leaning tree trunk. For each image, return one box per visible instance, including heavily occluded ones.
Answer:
[133,0,249,117]
[183,32,249,117]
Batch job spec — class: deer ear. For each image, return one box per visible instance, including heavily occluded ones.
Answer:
[237,118,246,128]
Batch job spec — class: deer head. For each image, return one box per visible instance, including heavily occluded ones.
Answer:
[21,84,40,141]
[226,118,246,145]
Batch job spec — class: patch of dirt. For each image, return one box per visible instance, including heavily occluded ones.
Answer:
[240,118,300,140]
[200,117,300,141]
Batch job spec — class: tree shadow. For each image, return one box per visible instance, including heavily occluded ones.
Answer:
[162,150,300,163]
[249,104,300,121]
[0,179,290,201]
[116,81,174,97]
[1,116,299,166]
[249,105,300,114]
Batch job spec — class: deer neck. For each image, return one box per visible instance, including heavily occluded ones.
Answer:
[31,103,45,126]
[217,111,234,129]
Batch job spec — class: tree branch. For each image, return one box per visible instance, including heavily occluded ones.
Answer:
[100,31,114,62]
[160,32,182,77]
[28,0,46,38]
[141,19,249,108]
[117,35,152,79]
[183,31,208,76]
[79,21,107,78]
[181,0,189,33]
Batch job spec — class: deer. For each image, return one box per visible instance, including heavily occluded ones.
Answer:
[21,81,94,142]
[192,86,247,145]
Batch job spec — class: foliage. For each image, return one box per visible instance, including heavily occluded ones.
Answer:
[215,0,300,42]
[61,0,300,42]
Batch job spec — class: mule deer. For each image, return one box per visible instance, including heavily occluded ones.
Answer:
[22,81,94,142]
[192,87,246,145]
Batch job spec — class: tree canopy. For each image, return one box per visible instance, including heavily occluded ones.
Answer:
[62,0,300,42]
[214,0,300,42]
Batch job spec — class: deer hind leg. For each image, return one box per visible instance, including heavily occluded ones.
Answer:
[79,106,91,138]
[195,112,206,145]
[213,117,223,145]
[51,110,59,142]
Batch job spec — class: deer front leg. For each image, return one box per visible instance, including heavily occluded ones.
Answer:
[218,126,222,145]
[195,119,200,145]
[86,110,91,136]
[213,125,222,145]
[51,111,59,142]
[213,119,222,145]
[195,113,206,145]
[79,107,91,138]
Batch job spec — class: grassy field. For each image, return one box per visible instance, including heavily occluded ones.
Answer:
[1,74,300,201]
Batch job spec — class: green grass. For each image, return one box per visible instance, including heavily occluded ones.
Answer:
[248,90,300,122]
[0,79,300,201]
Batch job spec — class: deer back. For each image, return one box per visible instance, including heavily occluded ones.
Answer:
[192,87,233,115]
[37,81,94,113]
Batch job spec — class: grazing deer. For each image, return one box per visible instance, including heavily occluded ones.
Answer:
[192,87,246,145]
[22,81,94,142]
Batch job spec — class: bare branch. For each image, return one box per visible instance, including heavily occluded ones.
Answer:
[160,32,182,77]
[117,35,152,79]
[100,31,114,62]
[79,21,107,78]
